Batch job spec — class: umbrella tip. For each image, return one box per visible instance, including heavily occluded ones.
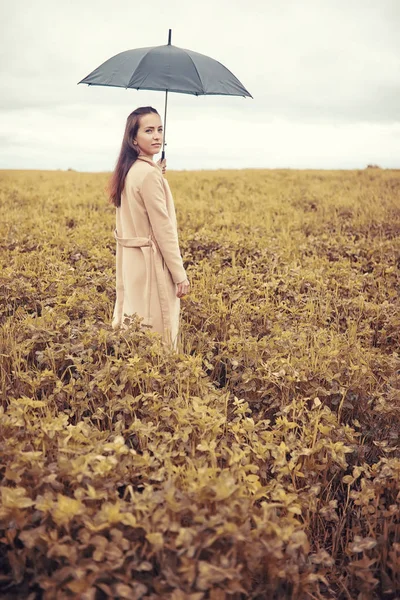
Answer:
[168,29,172,45]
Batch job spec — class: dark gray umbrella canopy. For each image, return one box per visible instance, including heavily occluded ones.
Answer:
[79,44,252,98]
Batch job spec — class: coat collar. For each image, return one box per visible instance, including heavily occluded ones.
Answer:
[137,154,161,169]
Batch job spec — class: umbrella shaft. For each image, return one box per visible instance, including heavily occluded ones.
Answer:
[162,89,168,160]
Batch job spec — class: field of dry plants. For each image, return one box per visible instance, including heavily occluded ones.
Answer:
[0,167,399,600]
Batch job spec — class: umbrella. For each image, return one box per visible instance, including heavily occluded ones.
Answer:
[78,29,252,159]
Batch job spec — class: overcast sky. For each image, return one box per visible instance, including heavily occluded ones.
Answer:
[1,0,399,171]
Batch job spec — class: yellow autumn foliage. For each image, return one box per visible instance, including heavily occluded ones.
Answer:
[0,167,399,599]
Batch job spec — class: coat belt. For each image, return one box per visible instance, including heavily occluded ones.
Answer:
[113,229,172,342]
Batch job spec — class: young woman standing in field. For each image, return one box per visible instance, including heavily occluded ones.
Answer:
[109,106,190,350]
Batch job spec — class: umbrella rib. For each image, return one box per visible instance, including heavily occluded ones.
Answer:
[183,51,205,93]
[127,51,151,89]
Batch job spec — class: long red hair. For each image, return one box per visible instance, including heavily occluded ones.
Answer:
[108,106,159,207]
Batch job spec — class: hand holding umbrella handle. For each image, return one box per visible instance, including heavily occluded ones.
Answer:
[157,157,167,174]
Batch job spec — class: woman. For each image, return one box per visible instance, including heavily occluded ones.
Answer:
[109,106,190,350]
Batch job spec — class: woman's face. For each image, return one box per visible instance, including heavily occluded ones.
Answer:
[134,113,163,157]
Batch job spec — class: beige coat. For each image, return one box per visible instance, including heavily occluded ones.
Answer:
[112,155,187,350]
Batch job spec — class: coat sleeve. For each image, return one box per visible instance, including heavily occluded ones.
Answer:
[140,168,187,284]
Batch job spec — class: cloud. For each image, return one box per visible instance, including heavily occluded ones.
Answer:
[1,104,399,171]
[0,0,399,169]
